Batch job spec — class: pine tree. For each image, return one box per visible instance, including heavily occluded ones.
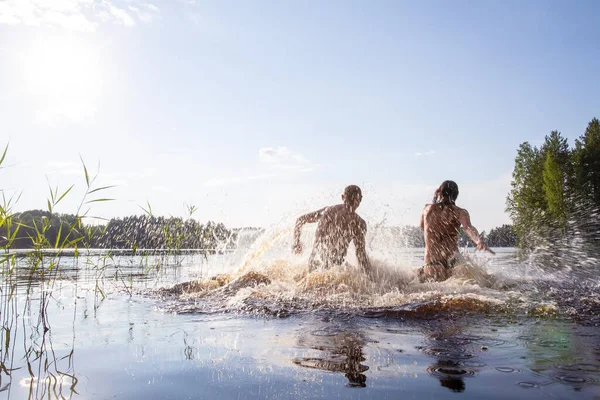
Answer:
[542,151,567,226]
[573,118,600,207]
[506,142,545,249]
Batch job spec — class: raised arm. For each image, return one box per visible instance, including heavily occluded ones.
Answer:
[458,208,495,254]
[354,218,371,274]
[293,207,326,253]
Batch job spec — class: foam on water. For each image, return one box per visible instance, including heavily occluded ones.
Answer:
[158,220,588,320]
[153,212,600,326]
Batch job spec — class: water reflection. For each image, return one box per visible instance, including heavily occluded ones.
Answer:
[418,321,482,393]
[0,253,207,399]
[2,249,600,398]
[293,326,369,387]
[1,271,79,399]
[521,321,600,391]
[428,360,467,392]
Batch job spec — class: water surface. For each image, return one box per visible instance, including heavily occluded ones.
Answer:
[1,231,599,399]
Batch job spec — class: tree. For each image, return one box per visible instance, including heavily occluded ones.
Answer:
[2,210,235,253]
[486,225,517,247]
[573,118,600,207]
[506,142,546,249]
[541,131,571,227]
[507,121,600,254]
[542,151,567,225]
[507,130,572,250]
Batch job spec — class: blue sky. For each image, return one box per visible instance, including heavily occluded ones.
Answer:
[1,0,599,231]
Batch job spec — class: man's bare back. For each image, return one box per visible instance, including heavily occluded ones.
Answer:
[293,185,370,273]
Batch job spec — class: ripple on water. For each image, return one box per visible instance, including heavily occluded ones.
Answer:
[535,339,569,349]
[516,334,536,342]
[558,372,600,385]
[495,367,521,373]
[429,335,483,347]
[559,363,600,373]
[575,332,597,338]
[556,375,587,384]
[426,365,477,377]
[480,338,521,349]
[453,335,484,343]
[517,382,539,389]
[459,360,487,368]
[292,357,369,373]
[418,347,475,360]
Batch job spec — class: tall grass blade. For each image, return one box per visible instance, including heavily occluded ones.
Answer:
[0,143,8,166]
[86,198,114,204]
[139,201,153,216]
[54,223,63,248]
[4,328,9,353]
[88,185,116,194]
[80,155,90,188]
[64,237,84,248]
[56,185,74,206]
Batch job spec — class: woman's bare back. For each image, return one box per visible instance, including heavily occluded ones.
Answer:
[422,204,462,264]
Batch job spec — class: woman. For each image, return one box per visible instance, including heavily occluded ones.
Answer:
[419,180,494,282]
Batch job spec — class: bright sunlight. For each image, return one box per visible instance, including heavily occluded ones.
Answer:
[17,34,105,123]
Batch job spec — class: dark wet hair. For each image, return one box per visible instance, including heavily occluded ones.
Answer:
[433,180,459,207]
[343,185,362,204]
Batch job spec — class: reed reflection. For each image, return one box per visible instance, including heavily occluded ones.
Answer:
[1,265,79,400]
[293,327,369,387]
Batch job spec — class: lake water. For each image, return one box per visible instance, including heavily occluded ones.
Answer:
[1,227,599,399]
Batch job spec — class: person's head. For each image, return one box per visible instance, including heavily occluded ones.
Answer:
[433,180,459,206]
[342,185,362,210]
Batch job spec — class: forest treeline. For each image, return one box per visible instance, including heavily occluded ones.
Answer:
[3,116,599,255]
[386,224,517,248]
[0,209,517,250]
[0,210,254,252]
[506,117,600,253]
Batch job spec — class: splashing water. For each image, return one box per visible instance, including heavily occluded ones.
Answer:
[157,218,600,326]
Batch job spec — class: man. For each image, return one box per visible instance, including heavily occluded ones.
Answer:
[419,180,494,282]
[293,185,371,274]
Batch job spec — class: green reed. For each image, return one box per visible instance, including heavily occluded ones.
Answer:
[0,146,114,399]
[0,143,232,398]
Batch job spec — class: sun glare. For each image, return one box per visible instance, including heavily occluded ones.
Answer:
[18,35,105,123]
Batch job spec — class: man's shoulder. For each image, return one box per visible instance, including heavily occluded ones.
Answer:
[323,204,342,214]
[355,214,367,228]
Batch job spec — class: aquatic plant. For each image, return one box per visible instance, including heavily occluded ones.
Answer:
[0,146,116,398]
[0,141,251,397]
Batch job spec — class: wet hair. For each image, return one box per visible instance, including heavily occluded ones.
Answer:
[343,185,362,204]
[433,180,459,207]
